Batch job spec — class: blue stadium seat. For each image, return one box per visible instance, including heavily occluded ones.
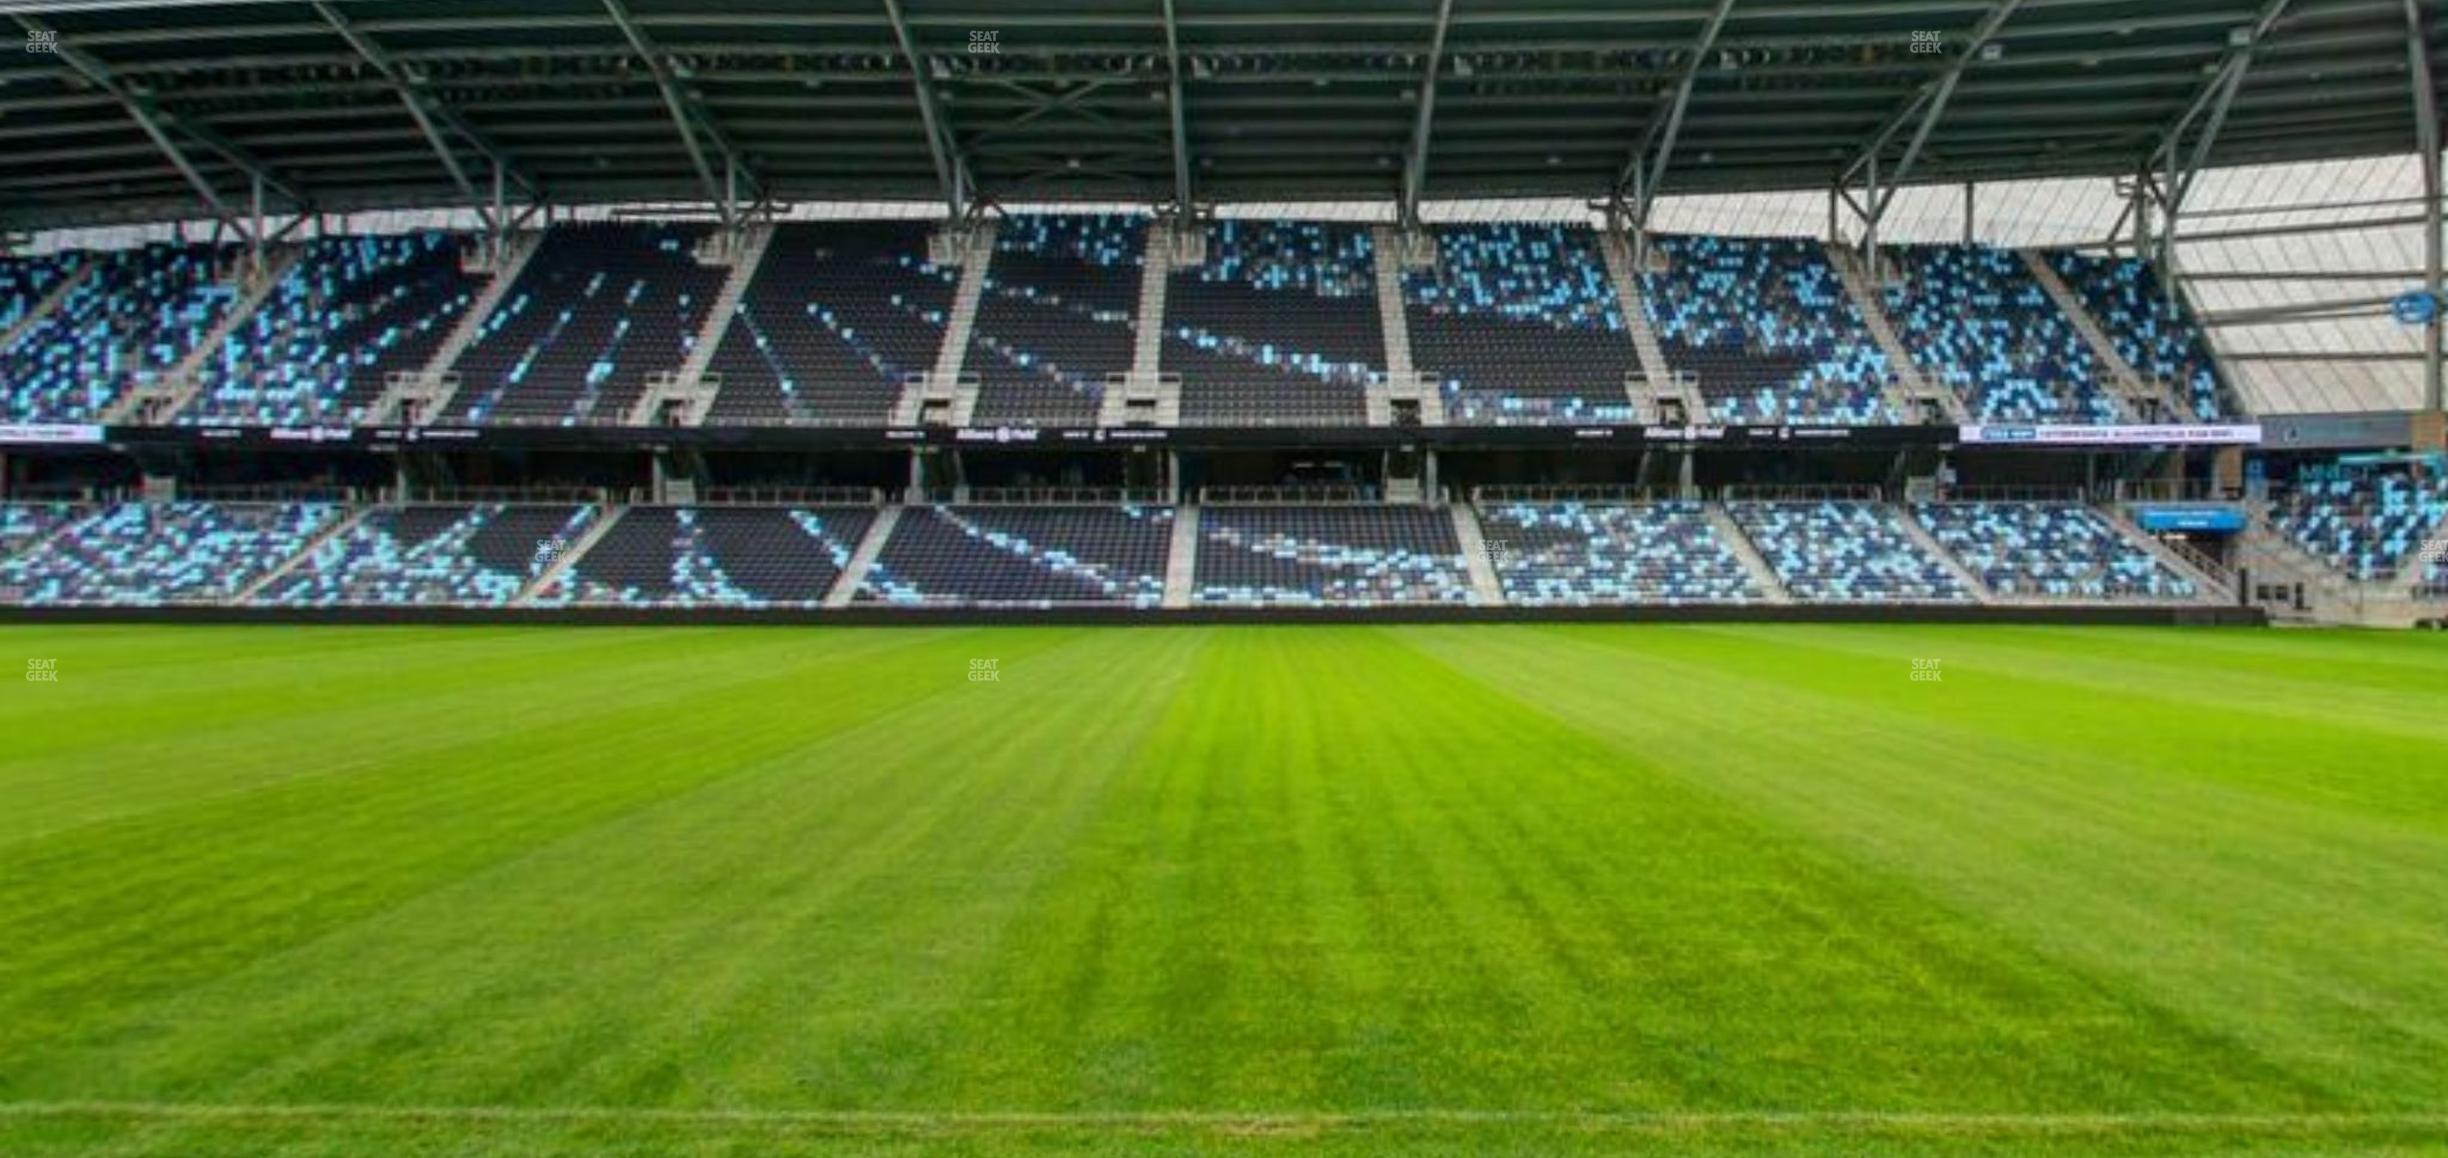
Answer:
[1477,501,1760,604]
[968,215,1146,427]
[1641,234,1899,424]
[1166,220,1381,426]
[257,505,598,606]
[1728,501,1972,603]
[1881,244,2117,424]
[0,243,240,421]
[1912,502,2196,600]
[189,232,479,425]
[1193,506,1474,605]
[535,506,873,607]
[2048,252,2227,420]
[857,505,1173,607]
[0,502,338,604]
[1406,224,1640,425]
[705,222,955,426]
[2271,466,2448,581]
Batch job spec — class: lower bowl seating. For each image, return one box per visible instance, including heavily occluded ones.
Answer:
[856,506,1173,608]
[257,505,599,606]
[1912,502,2196,601]
[1728,501,1972,603]
[2271,468,2448,581]
[535,506,873,606]
[1193,506,1475,606]
[1478,502,1760,605]
[0,503,339,605]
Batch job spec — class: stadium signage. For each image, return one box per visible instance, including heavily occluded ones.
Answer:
[1957,424,2261,446]
[0,423,104,445]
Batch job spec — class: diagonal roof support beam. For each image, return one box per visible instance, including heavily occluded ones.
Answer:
[2150,0,2293,210]
[1616,0,1737,225]
[312,1,541,226]
[882,0,973,220]
[2404,0,2440,411]
[1841,0,2025,209]
[1160,0,1193,214]
[16,15,305,232]
[604,0,758,230]
[1398,0,1457,231]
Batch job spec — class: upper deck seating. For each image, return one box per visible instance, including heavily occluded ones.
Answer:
[448,223,722,424]
[704,222,956,425]
[1165,220,1381,426]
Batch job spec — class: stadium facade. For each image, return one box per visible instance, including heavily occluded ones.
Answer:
[0,0,2441,627]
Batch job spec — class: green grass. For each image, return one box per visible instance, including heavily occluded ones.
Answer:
[0,624,2443,1156]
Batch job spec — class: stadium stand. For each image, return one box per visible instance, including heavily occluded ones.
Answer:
[1881,244,2117,424]
[1912,502,2198,601]
[0,503,81,561]
[258,504,597,606]
[1193,505,1475,605]
[857,505,1172,607]
[1165,220,1381,426]
[1728,501,1974,603]
[1404,224,1641,425]
[1639,234,1899,424]
[965,215,1146,427]
[2269,466,2448,581]
[448,223,724,424]
[534,506,873,607]
[0,243,238,421]
[2048,251,2228,421]
[0,253,80,336]
[704,222,956,425]
[189,231,480,424]
[1476,501,1761,604]
[0,502,337,604]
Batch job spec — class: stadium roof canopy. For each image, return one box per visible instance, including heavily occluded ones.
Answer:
[0,0,2439,233]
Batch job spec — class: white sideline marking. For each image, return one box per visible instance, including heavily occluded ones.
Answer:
[3,1102,2445,1134]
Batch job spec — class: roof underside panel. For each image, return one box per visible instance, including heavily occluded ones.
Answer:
[0,0,2434,230]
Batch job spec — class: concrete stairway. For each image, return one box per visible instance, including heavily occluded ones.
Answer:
[1598,233,1674,389]
[1891,508,1997,604]
[1131,226,1175,378]
[233,504,372,603]
[2095,504,2233,599]
[1706,503,1795,604]
[2020,250,2190,423]
[1368,226,1419,429]
[931,220,997,383]
[1827,242,1957,423]
[370,230,544,423]
[106,245,303,424]
[515,504,626,604]
[825,505,901,607]
[0,262,96,356]
[1448,503,1506,606]
[655,221,775,422]
[1163,503,1200,608]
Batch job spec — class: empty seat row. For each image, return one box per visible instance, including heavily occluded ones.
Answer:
[1881,244,2115,424]
[706,221,955,426]
[1728,501,1972,603]
[1643,234,1898,425]
[189,232,480,425]
[1912,502,2196,601]
[260,505,598,606]
[2048,252,2227,421]
[0,243,239,421]
[535,506,872,606]
[966,215,1146,427]
[1407,223,1641,425]
[858,505,1172,607]
[1193,505,1475,605]
[1477,501,1760,604]
[449,223,724,425]
[2270,466,2448,581]
[1166,220,1380,426]
[0,502,339,604]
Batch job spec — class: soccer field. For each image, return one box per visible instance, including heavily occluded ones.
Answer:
[1,624,2443,1156]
